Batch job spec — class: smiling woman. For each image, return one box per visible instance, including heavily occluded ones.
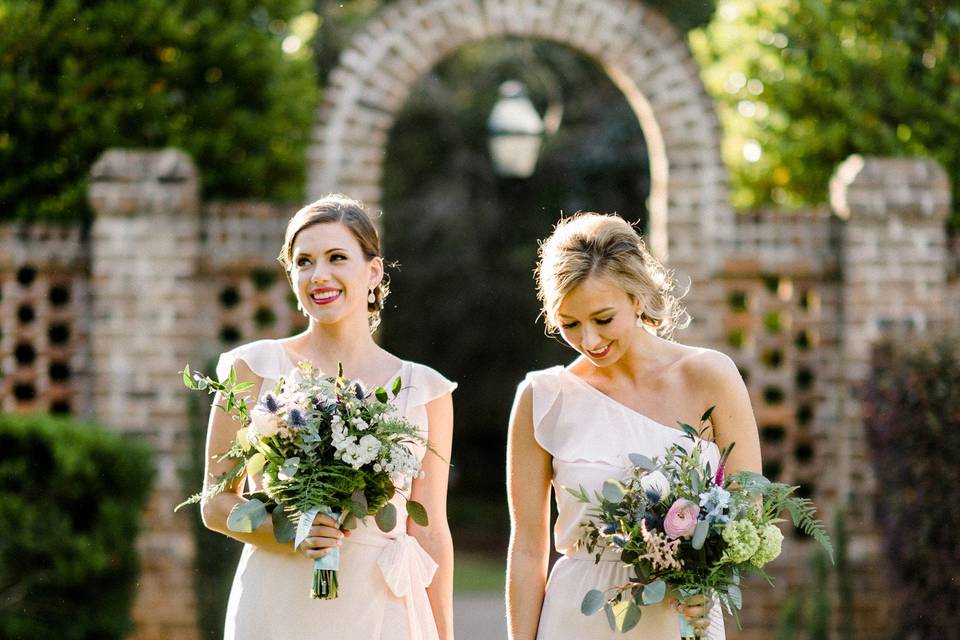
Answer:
[199,194,457,640]
[506,212,763,640]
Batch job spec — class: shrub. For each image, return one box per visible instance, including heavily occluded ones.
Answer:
[0,0,317,223]
[0,413,154,639]
[862,332,960,636]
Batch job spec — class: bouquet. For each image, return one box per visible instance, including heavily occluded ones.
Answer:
[567,408,833,636]
[176,361,431,599]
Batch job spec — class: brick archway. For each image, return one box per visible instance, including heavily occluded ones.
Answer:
[308,0,731,280]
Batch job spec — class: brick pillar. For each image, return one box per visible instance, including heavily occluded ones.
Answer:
[88,149,205,640]
[829,155,950,631]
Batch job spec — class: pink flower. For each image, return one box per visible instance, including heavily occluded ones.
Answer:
[714,464,725,486]
[664,499,700,539]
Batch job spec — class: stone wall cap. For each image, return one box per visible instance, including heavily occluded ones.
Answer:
[90,148,197,184]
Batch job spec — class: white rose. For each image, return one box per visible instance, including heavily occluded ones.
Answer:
[639,470,671,503]
[250,407,280,439]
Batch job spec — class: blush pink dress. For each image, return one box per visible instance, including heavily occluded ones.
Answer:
[518,365,726,640]
[214,339,456,640]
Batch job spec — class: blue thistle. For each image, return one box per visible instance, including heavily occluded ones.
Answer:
[263,393,279,413]
[641,513,662,531]
[286,407,307,428]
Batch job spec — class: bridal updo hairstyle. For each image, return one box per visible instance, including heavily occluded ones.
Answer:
[535,212,689,339]
[278,194,390,333]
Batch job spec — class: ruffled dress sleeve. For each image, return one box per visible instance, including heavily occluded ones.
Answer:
[514,366,565,457]
[397,362,456,449]
[215,339,292,398]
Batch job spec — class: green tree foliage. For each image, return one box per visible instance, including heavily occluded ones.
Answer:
[0,0,318,223]
[863,332,960,636]
[0,413,154,639]
[691,0,960,223]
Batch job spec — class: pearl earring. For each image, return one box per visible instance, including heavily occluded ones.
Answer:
[368,288,377,304]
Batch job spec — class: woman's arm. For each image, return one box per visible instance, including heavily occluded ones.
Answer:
[696,350,762,476]
[506,384,553,640]
[408,392,455,640]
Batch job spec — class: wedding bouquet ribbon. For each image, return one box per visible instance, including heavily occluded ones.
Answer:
[295,506,341,573]
[377,533,439,640]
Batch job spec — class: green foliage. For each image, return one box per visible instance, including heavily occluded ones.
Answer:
[0,412,154,639]
[0,0,318,223]
[863,332,960,635]
[692,0,960,225]
[773,510,848,639]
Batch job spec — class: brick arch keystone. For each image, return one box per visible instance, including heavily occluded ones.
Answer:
[308,0,731,279]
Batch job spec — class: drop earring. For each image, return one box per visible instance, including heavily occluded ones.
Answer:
[368,288,377,304]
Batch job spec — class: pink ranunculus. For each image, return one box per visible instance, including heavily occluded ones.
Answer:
[663,499,700,539]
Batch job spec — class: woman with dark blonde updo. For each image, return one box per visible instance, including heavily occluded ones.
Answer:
[201,194,455,640]
[506,213,762,639]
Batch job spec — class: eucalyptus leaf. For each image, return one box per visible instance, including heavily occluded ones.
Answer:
[601,480,626,504]
[226,499,267,533]
[611,600,641,632]
[604,603,616,631]
[342,512,358,530]
[375,387,389,403]
[374,502,397,532]
[642,579,666,605]
[728,584,743,610]
[581,589,605,615]
[391,376,402,396]
[692,520,709,550]
[278,456,300,481]
[272,508,296,543]
[691,469,701,495]
[350,488,368,515]
[406,500,429,526]
[628,453,655,470]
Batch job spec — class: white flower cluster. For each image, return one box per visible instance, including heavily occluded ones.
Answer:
[329,414,383,469]
[375,444,421,489]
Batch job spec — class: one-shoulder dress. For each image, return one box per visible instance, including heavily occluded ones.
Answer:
[214,339,456,640]
[516,366,726,639]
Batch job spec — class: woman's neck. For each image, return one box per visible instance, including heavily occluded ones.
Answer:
[295,316,382,374]
[595,329,677,385]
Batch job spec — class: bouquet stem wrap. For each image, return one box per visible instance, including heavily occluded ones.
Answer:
[677,588,717,639]
[296,506,341,599]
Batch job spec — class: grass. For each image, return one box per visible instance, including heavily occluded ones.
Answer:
[454,551,506,593]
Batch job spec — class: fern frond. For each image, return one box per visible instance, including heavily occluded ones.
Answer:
[785,497,834,562]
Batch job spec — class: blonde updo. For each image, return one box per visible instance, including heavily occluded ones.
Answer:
[535,212,689,339]
[278,194,390,333]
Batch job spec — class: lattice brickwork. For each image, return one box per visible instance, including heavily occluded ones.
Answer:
[0,225,91,417]
[203,202,308,349]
